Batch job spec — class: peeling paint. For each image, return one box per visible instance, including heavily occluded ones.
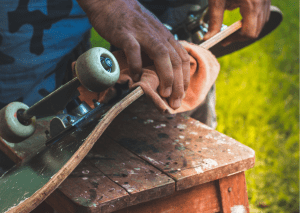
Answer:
[217,139,227,145]
[144,156,160,165]
[153,124,166,129]
[195,167,204,174]
[82,170,89,175]
[177,124,187,129]
[144,119,154,124]
[194,120,212,129]
[202,159,218,169]
[231,205,246,213]
[128,170,135,175]
[5,198,28,213]
[72,197,97,207]
[189,132,198,135]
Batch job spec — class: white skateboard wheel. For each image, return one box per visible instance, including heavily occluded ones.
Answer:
[0,102,36,143]
[75,47,120,92]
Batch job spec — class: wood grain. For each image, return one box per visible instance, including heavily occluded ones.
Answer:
[55,97,254,212]
[113,180,222,213]
[57,135,175,213]
[105,97,255,191]
[3,87,143,213]
[52,159,129,213]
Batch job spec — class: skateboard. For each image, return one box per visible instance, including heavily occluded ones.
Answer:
[0,8,282,213]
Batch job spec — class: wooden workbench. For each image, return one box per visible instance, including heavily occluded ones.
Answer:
[1,96,255,213]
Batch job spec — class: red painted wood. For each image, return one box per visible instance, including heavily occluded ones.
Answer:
[219,172,250,213]
[113,180,222,213]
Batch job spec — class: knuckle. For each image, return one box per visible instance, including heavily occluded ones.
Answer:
[183,73,190,91]
[251,0,261,5]
[125,41,140,52]
[181,51,190,63]
[163,73,174,86]
[173,89,185,101]
[171,54,182,68]
[177,89,185,99]
[184,75,190,86]
[154,43,169,56]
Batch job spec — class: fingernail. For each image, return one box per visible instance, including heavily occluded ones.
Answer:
[163,87,172,97]
[172,99,181,109]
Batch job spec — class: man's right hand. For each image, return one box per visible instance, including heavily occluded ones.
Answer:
[77,0,190,110]
[204,0,271,46]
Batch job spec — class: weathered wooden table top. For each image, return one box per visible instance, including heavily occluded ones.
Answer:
[57,97,255,212]
[0,96,255,213]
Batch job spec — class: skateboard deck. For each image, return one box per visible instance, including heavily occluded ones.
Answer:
[0,87,143,213]
[0,8,282,212]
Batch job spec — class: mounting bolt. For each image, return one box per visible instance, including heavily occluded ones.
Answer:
[228,187,232,192]
[100,56,112,72]
[93,99,101,107]
[66,116,74,124]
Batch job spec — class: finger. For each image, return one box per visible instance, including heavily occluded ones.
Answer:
[256,0,270,37]
[144,36,174,98]
[239,5,259,39]
[204,0,226,40]
[121,34,143,82]
[221,13,258,46]
[169,38,190,92]
[255,13,264,37]
[164,39,185,109]
[265,1,271,22]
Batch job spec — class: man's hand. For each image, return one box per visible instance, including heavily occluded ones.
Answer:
[77,0,190,109]
[204,0,271,45]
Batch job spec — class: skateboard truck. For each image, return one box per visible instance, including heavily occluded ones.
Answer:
[168,5,221,43]
[0,47,120,143]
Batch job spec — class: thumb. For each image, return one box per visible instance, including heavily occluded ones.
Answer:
[204,0,226,40]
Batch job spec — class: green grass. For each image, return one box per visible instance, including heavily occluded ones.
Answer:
[90,2,299,212]
[218,2,299,212]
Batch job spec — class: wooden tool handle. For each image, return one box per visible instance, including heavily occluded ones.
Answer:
[200,20,242,50]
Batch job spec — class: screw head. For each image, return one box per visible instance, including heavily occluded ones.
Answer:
[228,187,232,192]
[100,56,113,72]
[105,58,112,68]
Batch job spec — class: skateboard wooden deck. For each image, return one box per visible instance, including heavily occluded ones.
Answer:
[0,87,143,213]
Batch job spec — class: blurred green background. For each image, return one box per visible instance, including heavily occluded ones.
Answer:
[90,1,299,212]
